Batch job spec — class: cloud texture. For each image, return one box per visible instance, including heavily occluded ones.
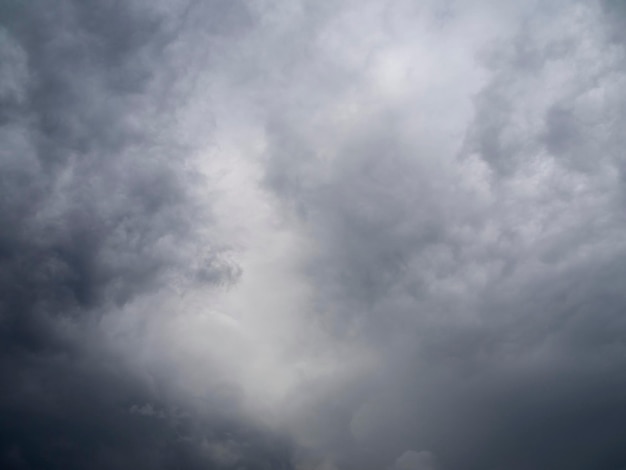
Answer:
[2,1,626,469]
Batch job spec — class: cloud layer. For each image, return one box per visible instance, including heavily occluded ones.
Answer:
[2,1,626,469]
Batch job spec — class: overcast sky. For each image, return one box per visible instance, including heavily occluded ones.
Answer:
[2,1,626,469]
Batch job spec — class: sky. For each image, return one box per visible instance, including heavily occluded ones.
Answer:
[2,0,626,469]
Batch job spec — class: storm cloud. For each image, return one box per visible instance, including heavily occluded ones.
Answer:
[2,1,626,469]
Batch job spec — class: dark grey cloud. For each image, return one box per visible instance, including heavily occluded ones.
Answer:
[0,1,287,469]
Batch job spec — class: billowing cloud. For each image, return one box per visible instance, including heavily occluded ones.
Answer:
[2,1,626,469]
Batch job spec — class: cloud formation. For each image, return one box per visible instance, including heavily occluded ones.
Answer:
[2,1,626,469]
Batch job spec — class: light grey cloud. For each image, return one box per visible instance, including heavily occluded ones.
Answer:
[253,1,626,469]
